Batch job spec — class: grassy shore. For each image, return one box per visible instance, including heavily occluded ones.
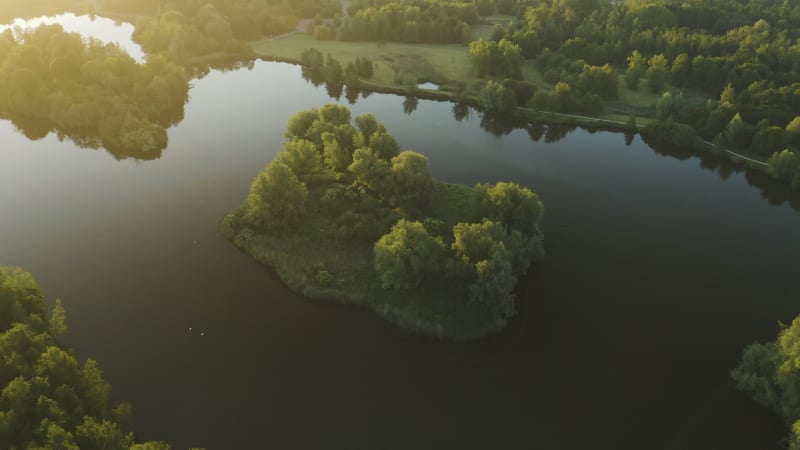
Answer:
[250,31,774,173]
[221,181,507,340]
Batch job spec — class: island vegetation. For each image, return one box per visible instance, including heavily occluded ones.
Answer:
[0,265,184,449]
[733,315,800,450]
[222,105,544,339]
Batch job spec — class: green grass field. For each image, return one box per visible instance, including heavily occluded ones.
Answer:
[251,31,550,100]
[252,33,478,88]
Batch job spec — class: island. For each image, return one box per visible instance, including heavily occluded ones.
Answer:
[222,105,544,339]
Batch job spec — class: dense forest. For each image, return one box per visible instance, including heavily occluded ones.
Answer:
[0,0,91,23]
[289,0,800,189]
[337,0,480,43]
[0,266,178,449]
[222,105,545,338]
[501,0,800,151]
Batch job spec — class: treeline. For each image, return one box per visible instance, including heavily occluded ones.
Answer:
[733,316,800,450]
[335,0,480,43]
[482,0,800,135]
[0,266,176,449]
[0,25,189,159]
[0,0,90,23]
[223,105,544,333]
[105,0,339,63]
[105,0,339,19]
[131,1,297,61]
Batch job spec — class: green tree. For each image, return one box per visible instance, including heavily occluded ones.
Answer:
[646,54,669,93]
[385,151,435,214]
[625,50,646,90]
[374,220,446,290]
[367,132,401,160]
[354,113,384,141]
[479,81,517,113]
[724,113,755,149]
[751,126,785,156]
[733,315,800,435]
[0,266,165,448]
[276,138,324,182]
[451,220,518,319]
[720,83,736,105]
[670,53,691,86]
[348,147,391,194]
[452,220,507,265]
[579,64,618,100]
[285,110,319,140]
[74,417,134,449]
[322,132,352,173]
[786,117,800,147]
[767,150,800,189]
[475,0,495,18]
[469,243,516,319]
[49,299,68,338]
[244,161,309,229]
[473,182,544,236]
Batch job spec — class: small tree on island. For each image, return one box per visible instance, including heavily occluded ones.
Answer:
[374,220,446,290]
[244,161,308,229]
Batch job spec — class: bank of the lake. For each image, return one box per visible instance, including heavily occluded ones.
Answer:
[249,35,775,175]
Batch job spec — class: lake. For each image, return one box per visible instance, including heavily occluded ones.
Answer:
[1,14,799,450]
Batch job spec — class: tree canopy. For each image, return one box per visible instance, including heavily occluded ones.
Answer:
[733,316,800,450]
[0,266,174,449]
[0,25,189,160]
[224,105,546,335]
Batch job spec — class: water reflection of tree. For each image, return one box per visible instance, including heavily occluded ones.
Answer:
[452,103,471,122]
[642,134,800,212]
[403,96,418,115]
[0,25,200,161]
[345,85,360,104]
[301,67,325,87]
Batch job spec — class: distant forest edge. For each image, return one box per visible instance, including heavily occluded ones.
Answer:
[2,0,800,190]
[0,266,191,449]
[223,105,545,339]
[252,0,800,191]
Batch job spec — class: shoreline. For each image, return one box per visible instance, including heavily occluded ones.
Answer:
[255,52,773,174]
[220,217,506,341]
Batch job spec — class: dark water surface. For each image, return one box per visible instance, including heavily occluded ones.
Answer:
[2,16,800,450]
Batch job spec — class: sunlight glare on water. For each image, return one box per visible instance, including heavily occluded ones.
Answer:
[0,13,144,62]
